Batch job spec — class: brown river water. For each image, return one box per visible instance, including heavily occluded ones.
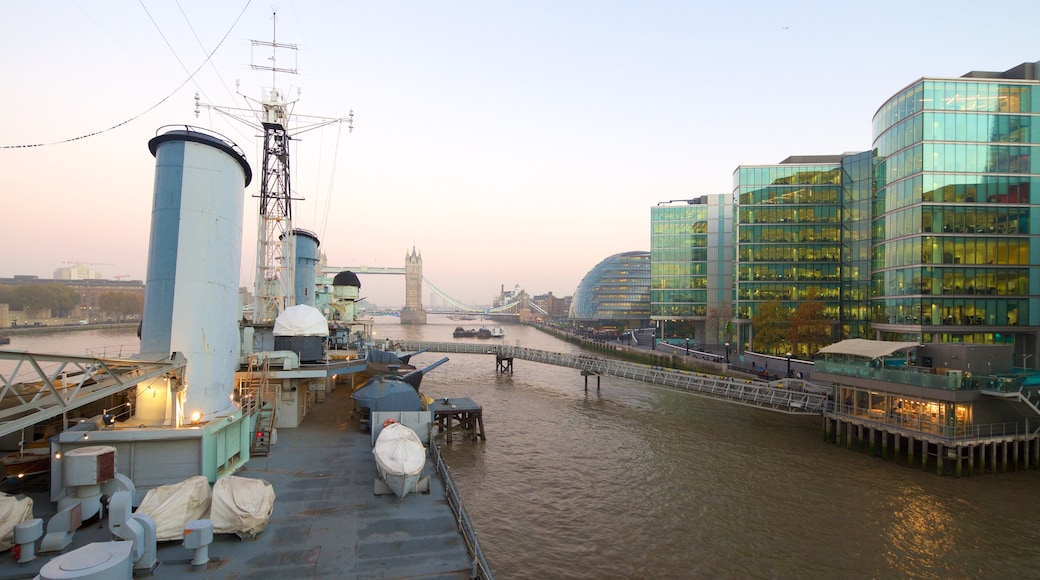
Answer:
[7,319,1040,579]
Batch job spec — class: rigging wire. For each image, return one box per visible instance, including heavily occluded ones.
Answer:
[317,121,345,242]
[173,0,244,119]
[0,0,252,149]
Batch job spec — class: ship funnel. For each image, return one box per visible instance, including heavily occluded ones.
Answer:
[140,126,252,421]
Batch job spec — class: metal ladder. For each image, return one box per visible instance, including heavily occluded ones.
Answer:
[241,357,275,457]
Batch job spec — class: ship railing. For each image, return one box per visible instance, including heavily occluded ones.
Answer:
[84,344,140,359]
[430,440,493,579]
[397,341,828,415]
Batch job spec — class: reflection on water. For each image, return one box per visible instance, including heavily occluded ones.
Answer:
[382,316,1040,579]
[11,319,1040,578]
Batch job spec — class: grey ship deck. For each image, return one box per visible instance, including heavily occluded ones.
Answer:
[0,386,476,579]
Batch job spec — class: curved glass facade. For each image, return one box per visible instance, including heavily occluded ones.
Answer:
[569,251,650,326]
[872,76,1040,348]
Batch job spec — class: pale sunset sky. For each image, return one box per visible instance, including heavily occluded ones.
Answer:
[3,1,1039,306]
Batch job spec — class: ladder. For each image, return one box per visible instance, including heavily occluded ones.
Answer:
[241,357,275,457]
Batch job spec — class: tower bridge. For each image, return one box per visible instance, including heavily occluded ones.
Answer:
[322,248,546,324]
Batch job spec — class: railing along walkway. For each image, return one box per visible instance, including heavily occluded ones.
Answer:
[396,341,827,415]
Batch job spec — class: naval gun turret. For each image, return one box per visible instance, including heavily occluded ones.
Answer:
[351,357,448,431]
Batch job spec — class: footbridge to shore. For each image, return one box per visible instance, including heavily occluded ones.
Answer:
[395,341,830,416]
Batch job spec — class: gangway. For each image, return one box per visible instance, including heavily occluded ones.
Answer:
[0,350,186,439]
[395,341,829,415]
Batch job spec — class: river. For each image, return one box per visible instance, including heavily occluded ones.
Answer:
[7,319,1040,579]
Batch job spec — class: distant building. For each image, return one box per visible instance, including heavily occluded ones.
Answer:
[0,276,144,325]
[569,251,650,330]
[732,152,873,354]
[53,264,104,280]
[530,292,571,320]
[681,59,1040,364]
[870,62,1040,357]
[651,195,734,346]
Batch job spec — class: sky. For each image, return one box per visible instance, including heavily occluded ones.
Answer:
[4,1,1040,307]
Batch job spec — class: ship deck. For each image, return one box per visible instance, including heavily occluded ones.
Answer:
[0,385,476,579]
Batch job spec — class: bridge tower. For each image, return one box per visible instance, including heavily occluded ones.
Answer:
[401,247,427,324]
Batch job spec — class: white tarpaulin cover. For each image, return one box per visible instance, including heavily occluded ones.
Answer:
[137,475,211,541]
[273,304,329,337]
[0,494,32,551]
[374,422,425,477]
[816,339,920,360]
[210,475,275,537]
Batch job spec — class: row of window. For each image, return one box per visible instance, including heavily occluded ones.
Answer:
[877,143,1040,186]
[737,207,840,224]
[735,284,840,301]
[735,303,841,320]
[738,264,841,281]
[876,175,1037,212]
[734,166,841,188]
[874,298,1026,326]
[874,81,1035,137]
[875,112,1037,159]
[736,185,842,206]
[874,205,1029,238]
[873,236,1030,268]
[739,245,842,262]
[872,267,1029,297]
[738,225,841,243]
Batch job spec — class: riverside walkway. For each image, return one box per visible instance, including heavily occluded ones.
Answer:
[395,341,829,415]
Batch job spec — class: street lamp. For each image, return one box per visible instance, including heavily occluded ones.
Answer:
[685,337,690,355]
[725,342,730,364]
[786,352,793,378]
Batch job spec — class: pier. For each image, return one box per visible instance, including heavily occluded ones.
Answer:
[823,413,1040,476]
[432,398,486,442]
[395,341,828,415]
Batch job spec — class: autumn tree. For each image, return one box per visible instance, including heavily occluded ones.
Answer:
[751,299,790,355]
[789,289,833,357]
[98,292,144,321]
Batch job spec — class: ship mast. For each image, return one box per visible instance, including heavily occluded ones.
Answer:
[195,10,352,323]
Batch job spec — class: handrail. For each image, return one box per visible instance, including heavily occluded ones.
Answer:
[430,439,493,579]
[395,341,828,415]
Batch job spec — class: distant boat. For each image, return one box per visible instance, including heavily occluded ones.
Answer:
[453,327,477,338]
[373,421,426,499]
[476,327,492,339]
[0,336,9,346]
[490,327,504,338]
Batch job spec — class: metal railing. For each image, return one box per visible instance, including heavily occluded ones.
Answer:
[828,404,1039,442]
[0,350,186,438]
[397,341,829,415]
[430,440,493,579]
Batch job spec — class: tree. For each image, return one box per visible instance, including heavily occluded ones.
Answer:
[98,292,144,321]
[751,299,790,355]
[9,284,80,317]
[789,289,833,357]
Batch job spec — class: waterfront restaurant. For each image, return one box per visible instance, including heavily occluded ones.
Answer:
[814,339,1040,475]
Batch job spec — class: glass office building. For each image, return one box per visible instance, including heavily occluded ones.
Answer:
[732,157,850,354]
[569,251,651,329]
[650,195,734,345]
[872,62,1040,358]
